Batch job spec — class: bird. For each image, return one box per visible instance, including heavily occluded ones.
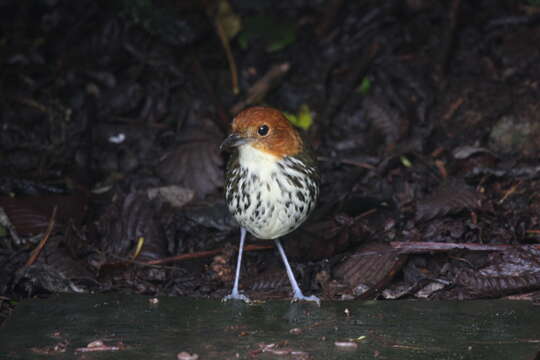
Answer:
[220,106,320,304]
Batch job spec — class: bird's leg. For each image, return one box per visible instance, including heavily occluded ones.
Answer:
[274,239,320,305]
[222,228,251,303]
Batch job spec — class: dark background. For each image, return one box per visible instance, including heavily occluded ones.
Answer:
[0,0,539,321]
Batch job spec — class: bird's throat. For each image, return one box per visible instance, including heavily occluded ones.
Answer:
[237,144,281,175]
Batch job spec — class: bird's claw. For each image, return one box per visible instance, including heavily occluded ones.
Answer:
[291,294,321,306]
[222,292,252,304]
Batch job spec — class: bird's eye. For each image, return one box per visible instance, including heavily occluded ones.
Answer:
[257,124,269,136]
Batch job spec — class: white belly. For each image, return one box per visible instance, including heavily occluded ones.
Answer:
[225,145,318,239]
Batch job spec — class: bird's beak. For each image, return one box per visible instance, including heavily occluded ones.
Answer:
[220,133,250,152]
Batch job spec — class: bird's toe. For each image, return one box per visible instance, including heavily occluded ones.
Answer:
[222,292,252,304]
[291,294,320,306]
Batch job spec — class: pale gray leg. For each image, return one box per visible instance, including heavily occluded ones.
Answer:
[222,228,251,303]
[274,239,320,305]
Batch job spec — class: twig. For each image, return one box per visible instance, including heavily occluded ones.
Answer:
[315,0,344,37]
[355,208,377,219]
[25,206,57,267]
[191,59,230,134]
[230,63,290,115]
[14,97,48,113]
[317,156,376,169]
[442,97,464,121]
[320,41,379,133]
[142,243,273,266]
[466,165,540,180]
[498,181,522,204]
[390,241,540,254]
[215,19,239,95]
[435,0,462,79]
[435,159,448,179]
[201,0,239,96]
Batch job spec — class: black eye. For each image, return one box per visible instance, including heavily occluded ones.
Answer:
[257,124,269,136]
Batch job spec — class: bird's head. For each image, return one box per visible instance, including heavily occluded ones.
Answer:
[220,107,303,159]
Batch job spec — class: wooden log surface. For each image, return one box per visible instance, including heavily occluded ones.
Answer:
[1,294,538,359]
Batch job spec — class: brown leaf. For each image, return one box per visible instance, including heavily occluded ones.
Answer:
[456,270,540,298]
[0,194,87,237]
[96,193,167,260]
[364,95,403,145]
[416,179,483,221]
[157,113,223,199]
[455,246,540,297]
[333,242,408,299]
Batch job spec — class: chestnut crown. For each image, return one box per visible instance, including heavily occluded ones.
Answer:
[221,107,303,159]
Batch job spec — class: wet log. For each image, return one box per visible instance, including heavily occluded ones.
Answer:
[1,294,538,359]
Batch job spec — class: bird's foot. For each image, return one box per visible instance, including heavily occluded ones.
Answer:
[222,291,252,304]
[291,293,320,306]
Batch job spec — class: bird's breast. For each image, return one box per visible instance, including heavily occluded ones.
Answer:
[225,147,318,240]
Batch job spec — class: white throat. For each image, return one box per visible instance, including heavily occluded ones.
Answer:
[237,144,280,174]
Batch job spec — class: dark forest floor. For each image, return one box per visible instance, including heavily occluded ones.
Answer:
[1,0,540,324]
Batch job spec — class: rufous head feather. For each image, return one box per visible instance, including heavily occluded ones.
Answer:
[220,107,303,158]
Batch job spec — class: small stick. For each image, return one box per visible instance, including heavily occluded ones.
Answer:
[390,241,540,254]
[442,97,464,121]
[498,181,522,204]
[435,159,448,179]
[315,0,344,37]
[142,243,273,266]
[317,156,375,169]
[230,63,290,115]
[191,59,230,134]
[215,20,239,95]
[25,206,57,267]
[435,0,462,79]
[319,41,379,134]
